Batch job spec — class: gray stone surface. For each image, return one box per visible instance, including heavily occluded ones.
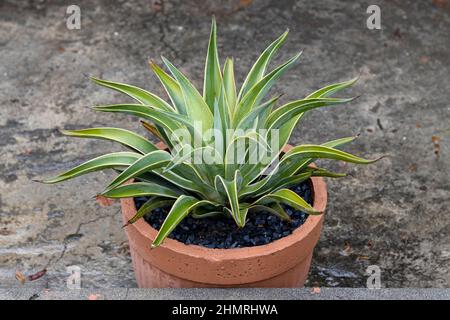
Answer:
[0,0,449,290]
[0,288,449,300]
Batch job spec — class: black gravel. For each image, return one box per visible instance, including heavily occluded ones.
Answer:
[135,180,313,249]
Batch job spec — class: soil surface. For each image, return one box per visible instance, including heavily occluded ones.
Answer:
[136,181,312,249]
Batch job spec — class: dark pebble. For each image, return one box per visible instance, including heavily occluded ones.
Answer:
[139,180,313,249]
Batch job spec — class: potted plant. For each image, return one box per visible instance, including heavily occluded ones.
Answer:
[41,18,378,287]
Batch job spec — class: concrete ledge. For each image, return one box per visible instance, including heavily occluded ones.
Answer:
[0,288,449,300]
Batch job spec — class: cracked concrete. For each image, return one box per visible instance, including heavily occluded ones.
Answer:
[1,288,449,300]
[1,0,449,289]
[43,209,120,271]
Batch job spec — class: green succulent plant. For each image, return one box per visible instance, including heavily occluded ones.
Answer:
[43,18,378,248]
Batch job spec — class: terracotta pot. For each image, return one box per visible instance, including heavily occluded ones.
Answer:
[120,144,327,288]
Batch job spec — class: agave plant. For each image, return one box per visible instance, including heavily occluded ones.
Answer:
[42,18,378,248]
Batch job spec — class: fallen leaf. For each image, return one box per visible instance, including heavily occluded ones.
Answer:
[431,135,441,158]
[151,0,163,12]
[238,0,253,8]
[88,293,102,300]
[356,255,370,261]
[432,0,448,8]
[28,269,47,281]
[15,270,27,285]
[340,241,352,256]
[419,56,430,64]
[432,135,440,143]
[311,287,321,294]
[96,195,115,207]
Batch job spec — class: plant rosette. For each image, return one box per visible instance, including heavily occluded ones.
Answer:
[41,18,379,287]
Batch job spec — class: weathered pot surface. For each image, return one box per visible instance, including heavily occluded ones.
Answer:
[120,144,327,287]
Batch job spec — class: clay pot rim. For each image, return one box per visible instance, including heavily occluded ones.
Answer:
[122,143,327,261]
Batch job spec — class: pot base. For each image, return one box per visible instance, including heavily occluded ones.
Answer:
[130,247,313,288]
